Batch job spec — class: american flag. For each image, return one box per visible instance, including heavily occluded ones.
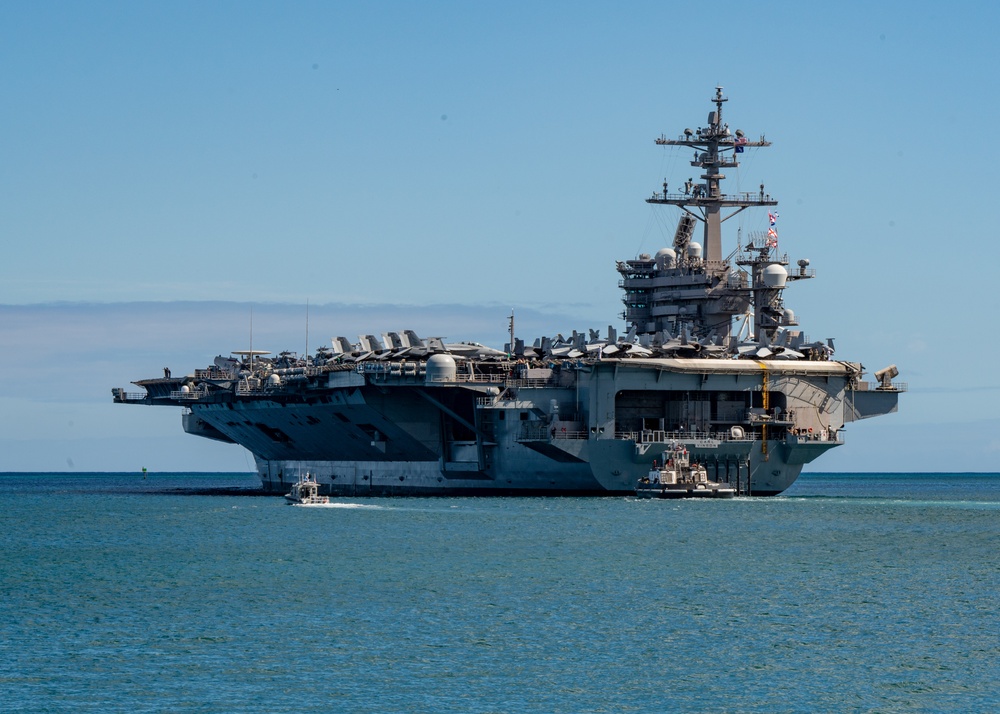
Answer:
[768,211,779,226]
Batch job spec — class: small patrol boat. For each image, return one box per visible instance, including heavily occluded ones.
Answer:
[636,444,736,499]
[284,473,330,505]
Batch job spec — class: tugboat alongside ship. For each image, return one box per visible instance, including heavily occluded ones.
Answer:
[113,87,903,497]
[635,443,736,499]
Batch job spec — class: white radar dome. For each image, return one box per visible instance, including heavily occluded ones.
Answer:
[655,248,676,269]
[762,264,788,288]
[425,353,457,383]
[687,242,703,259]
[268,374,282,386]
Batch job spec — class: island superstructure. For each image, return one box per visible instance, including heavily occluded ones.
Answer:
[114,87,903,496]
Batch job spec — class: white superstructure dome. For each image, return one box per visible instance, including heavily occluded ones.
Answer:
[425,353,457,383]
[655,248,676,269]
[762,264,788,288]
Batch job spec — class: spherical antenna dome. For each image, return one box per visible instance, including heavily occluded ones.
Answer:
[687,242,703,259]
[762,264,788,288]
[425,353,457,383]
[655,247,676,268]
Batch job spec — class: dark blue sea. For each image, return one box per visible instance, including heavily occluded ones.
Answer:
[2,472,999,713]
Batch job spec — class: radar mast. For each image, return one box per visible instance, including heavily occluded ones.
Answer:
[618,87,798,348]
[646,86,775,266]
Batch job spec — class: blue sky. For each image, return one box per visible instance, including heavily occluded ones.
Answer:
[2,1,998,472]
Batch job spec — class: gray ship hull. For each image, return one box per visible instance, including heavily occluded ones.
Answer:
[252,443,807,497]
[168,357,893,497]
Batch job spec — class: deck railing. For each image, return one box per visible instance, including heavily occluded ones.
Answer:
[518,424,845,445]
[856,380,908,392]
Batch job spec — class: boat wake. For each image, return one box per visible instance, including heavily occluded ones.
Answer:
[292,501,387,509]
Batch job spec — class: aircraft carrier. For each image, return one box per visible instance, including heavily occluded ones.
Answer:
[113,87,904,496]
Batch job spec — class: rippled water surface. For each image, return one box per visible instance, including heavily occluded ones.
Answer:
[2,472,999,712]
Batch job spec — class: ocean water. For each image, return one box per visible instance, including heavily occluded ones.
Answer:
[2,473,999,713]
